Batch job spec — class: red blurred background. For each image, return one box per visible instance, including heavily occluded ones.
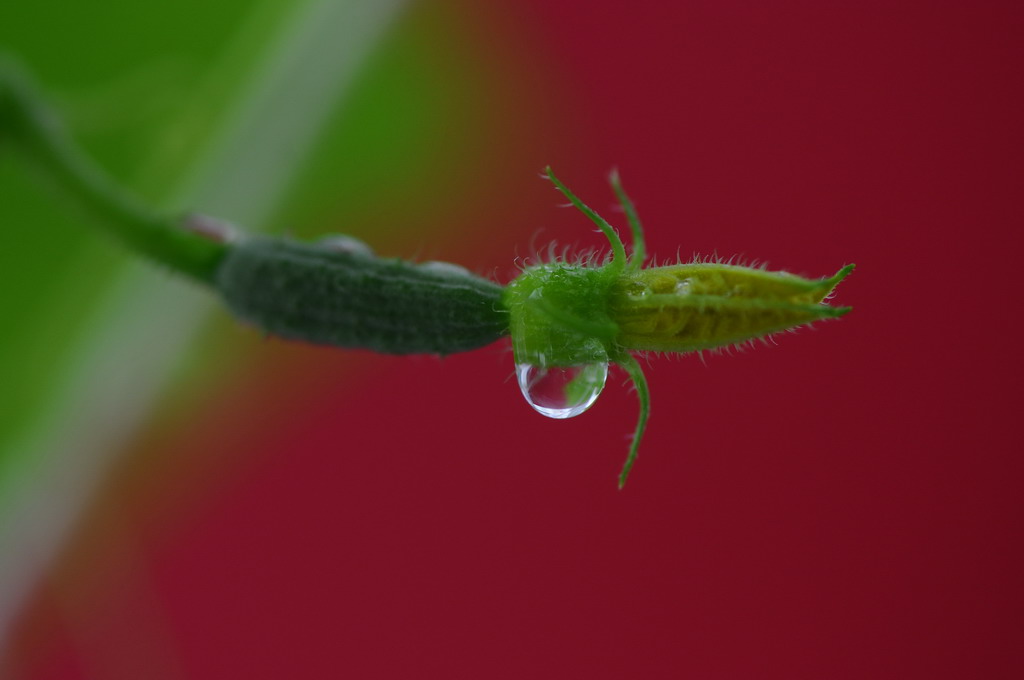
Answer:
[5,1,1023,678]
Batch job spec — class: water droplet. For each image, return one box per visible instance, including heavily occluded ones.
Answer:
[516,362,608,419]
[674,278,692,294]
[420,261,471,276]
[625,281,650,297]
[319,235,374,256]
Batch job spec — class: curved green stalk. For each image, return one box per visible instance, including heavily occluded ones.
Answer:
[0,56,508,356]
[0,57,226,283]
[609,168,645,269]
[545,166,627,273]
[616,353,650,489]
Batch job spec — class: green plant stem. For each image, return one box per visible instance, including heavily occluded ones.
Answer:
[616,352,650,489]
[1,57,227,283]
[1,56,508,355]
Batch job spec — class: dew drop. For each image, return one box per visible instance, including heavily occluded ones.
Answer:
[625,281,650,297]
[516,362,608,419]
[420,261,471,276]
[319,235,374,256]
[674,278,692,294]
